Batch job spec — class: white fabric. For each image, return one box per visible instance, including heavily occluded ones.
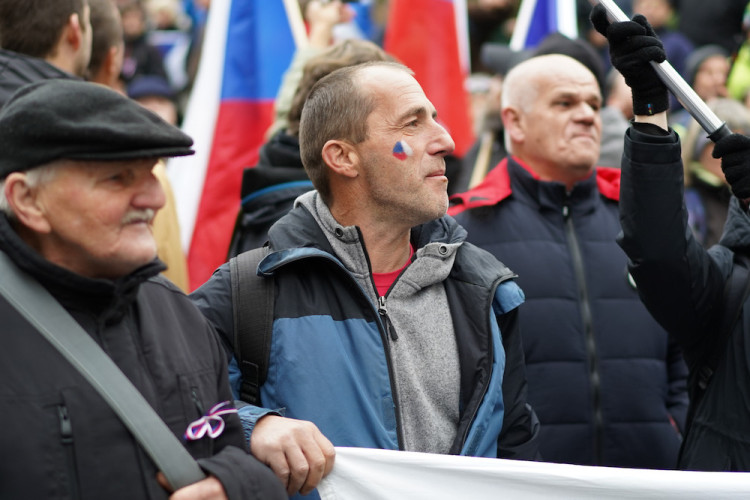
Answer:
[166,0,229,251]
[318,447,750,499]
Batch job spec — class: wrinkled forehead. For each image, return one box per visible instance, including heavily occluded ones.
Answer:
[360,66,435,117]
[537,67,602,100]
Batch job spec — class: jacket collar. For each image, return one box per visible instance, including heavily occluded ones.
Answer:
[449,156,621,216]
[265,191,467,276]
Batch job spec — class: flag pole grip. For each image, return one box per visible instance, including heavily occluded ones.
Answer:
[596,0,729,141]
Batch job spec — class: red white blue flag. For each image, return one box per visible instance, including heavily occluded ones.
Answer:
[509,0,578,51]
[383,0,474,158]
[168,0,296,290]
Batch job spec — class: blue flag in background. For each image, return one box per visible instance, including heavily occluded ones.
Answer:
[509,0,577,50]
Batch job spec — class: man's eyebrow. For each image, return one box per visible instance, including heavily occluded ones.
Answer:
[554,90,603,105]
[396,106,434,123]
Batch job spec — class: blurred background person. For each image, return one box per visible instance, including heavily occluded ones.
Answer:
[670,44,730,135]
[681,97,750,248]
[119,0,169,86]
[0,0,92,105]
[727,2,750,103]
[599,68,632,168]
[631,0,693,78]
[267,0,355,139]
[675,0,746,54]
[128,74,190,290]
[467,0,519,72]
[87,0,125,92]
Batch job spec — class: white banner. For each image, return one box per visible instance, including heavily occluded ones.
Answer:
[318,447,750,499]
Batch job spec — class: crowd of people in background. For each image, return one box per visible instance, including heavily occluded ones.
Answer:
[85,0,750,207]
[5,0,750,498]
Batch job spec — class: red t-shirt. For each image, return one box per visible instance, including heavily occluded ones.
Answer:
[372,245,414,296]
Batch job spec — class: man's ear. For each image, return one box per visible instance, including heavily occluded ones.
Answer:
[502,107,525,144]
[100,45,125,89]
[107,46,123,79]
[65,13,84,52]
[321,140,359,179]
[4,173,51,234]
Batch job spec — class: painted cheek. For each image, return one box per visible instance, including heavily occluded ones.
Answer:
[392,140,414,161]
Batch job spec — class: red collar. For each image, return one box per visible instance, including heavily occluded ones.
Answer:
[448,157,620,216]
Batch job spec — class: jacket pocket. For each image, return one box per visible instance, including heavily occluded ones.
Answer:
[178,369,224,457]
[0,393,82,499]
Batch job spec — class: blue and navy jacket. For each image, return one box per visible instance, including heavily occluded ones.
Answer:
[192,196,540,463]
[449,157,689,469]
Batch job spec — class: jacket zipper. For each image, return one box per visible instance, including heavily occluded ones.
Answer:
[279,252,406,449]
[191,388,205,415]
[372,288,402,447]
[359,228,410,448]
[58,405,81,499]
[457,272,517,452]
[563,202,604,464]
[378,296,398,341]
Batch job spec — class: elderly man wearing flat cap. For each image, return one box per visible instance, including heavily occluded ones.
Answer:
[0,80,285,500]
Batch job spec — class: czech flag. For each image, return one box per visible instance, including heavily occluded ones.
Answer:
[168,0,296,290]
[383,0,475,158]
[509,0,578,51]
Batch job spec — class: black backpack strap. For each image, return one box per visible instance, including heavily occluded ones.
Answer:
[229,246,273,405]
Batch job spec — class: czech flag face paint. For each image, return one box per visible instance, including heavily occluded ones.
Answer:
[392,140,414,160]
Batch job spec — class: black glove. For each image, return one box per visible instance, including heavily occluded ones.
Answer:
[713,133,750,199]
[590,5,668,116]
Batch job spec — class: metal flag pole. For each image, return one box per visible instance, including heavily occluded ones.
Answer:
[597,0,731,141]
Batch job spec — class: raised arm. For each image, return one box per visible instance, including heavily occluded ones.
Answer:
[590,6,728,363]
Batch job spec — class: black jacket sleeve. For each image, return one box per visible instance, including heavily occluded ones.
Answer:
[193,319,286,500]
[617,125,727,369]
[197,447,285,500]
[496,308,541,460]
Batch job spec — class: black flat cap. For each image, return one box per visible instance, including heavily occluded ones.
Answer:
[0,79,194,178]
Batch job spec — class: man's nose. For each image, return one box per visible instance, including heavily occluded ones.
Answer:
[576,102,598,122]
[133,169,166,211]
[429,121,456,157]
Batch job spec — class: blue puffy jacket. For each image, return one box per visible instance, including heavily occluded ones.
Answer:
[449,157,689,468]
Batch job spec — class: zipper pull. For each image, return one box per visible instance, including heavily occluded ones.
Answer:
[562,204,570,218]
[378,296,398,341]
[58,405,73,444]
[191,388,205,415]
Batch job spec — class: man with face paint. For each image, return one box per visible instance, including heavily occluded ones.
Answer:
[449,54,689,469]
[192,61,541,498]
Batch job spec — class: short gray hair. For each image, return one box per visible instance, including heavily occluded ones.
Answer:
[0,165,60,219]
[298,61,411,205]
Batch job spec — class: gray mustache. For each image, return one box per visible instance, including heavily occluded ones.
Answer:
[122,209,155,225]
